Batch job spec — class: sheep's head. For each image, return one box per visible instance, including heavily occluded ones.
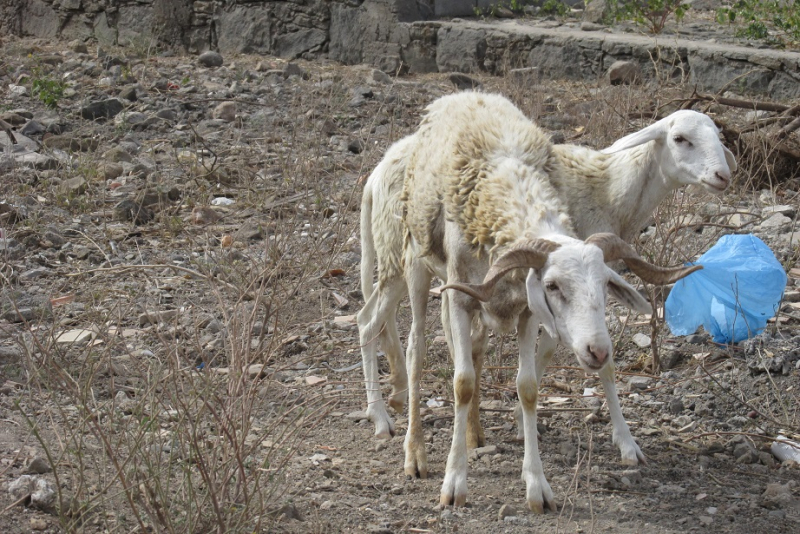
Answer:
[443,233,701,372]
[601,110,737,194]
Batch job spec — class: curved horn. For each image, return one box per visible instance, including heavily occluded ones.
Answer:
[585,232,703,285]
[441,239,561,301]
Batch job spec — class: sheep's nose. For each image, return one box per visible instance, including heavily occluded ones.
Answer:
[715,171,730,188]
[587,345,608,366]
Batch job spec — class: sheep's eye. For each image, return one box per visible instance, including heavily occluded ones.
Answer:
[545,282,559,292]
[674,135,692,146]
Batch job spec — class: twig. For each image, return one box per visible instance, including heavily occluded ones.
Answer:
[0,118,16,145]
[64,263,242,293]
[683,430,783,445]
[0,494,30,516]
[777,115,800,140]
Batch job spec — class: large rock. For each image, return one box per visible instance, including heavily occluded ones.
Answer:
[436,26,487,73]
[329,0,418,70]
[527,39,602,81]
[117,4,154,46]
[93,11,117,46]
[583,0,610,24]
[216,6,272,54]
[274,28,327,59]
[688,51,774,95]
[21,0,59,38]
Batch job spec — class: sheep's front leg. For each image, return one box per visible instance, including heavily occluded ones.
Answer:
[518,315,556,513]
[440,298,475,507]
[515,331,557,441]
[403,260,432,478]
[599,361,646,465]
[467,319,488,449]
[357,278,406,440]
[442,293,486,449]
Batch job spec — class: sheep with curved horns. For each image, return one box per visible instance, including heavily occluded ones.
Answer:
[377,92,697,512]
[356,98,736,461]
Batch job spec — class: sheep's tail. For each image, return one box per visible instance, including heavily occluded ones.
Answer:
[360,176,376,303]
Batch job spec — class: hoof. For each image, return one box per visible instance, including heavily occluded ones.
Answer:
[528,498,558,514]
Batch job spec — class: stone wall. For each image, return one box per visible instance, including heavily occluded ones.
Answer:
[5,0,800,100]
[401,19,800,100]
[3,0,342,58]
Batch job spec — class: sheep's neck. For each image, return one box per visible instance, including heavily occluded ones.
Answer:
[550,142,670,242]
[604,142,671,240]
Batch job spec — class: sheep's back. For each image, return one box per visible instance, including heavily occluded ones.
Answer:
[402,92,556,256]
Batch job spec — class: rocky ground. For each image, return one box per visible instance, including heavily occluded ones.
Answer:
[1,23,800,534]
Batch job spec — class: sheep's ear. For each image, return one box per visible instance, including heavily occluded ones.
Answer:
[607,270,652,314]
[723,145,738,172]
[600,121,667,154]
[525,270,557,338]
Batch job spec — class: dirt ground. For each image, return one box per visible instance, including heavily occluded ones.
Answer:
[1,16,800,534]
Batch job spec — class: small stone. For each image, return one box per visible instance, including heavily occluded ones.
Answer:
[345,410,368,421]
[198,51,224,68]
[761,482,794,509]
[449,73,481,90]
[320,500,334,510]
[59,176,89,196]
[19,268,52,280]
[30,518,48,531]
[698,515,713,525]
[104,146,133,163]
[20,120,46,136]
[119,86,138,101]
[115,111,147,127]
[191,206,221,225]
[685,333,708,344]
[81,98,124,120]
[661,350,682,370]
[347,139,364,154]
[371,69,392,84]
[760,213,792,229]
[213,101,236,122]
[632,333,651,348]
[0,346,22,364]
[608,60,641,85]
[761,204,796,218]
[26,457,52,474]
[474,445,498,458]
[627,375,651,390]
[498,503,516,520]
[114,199,154,224]
[668,398,684,414]
[581,21,604,31]
[101,162,124,180]
[284,63,306,79]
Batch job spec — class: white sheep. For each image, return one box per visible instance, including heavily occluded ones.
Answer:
[360,92,698,511]
[357,99,736,459]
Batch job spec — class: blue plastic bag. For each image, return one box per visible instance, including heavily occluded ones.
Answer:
[665,234,787,344]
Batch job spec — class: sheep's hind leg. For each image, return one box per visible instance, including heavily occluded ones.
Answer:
[404,259,432,478]
[357,278,406,440]
[600,361,646,465]
[381,307,408,413]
